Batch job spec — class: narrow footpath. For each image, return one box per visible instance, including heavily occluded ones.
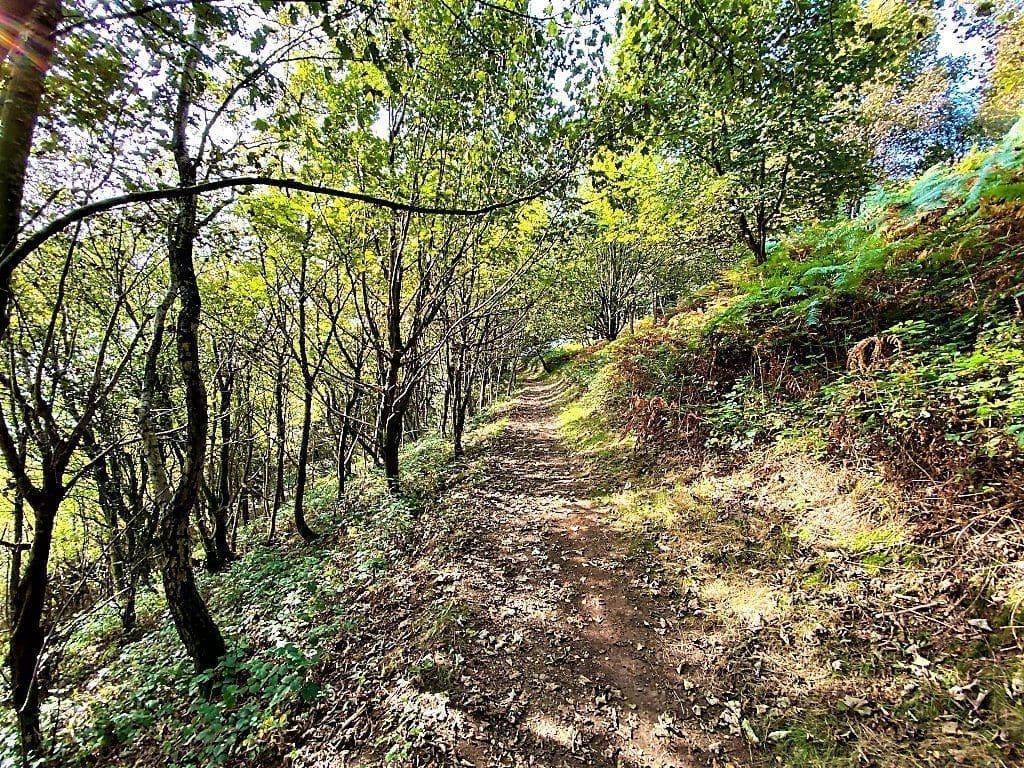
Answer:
[436,380,743,767]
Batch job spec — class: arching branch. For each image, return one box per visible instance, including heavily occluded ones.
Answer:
[3,175,554,272]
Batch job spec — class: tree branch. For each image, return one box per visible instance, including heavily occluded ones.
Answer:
[4,175,555,273]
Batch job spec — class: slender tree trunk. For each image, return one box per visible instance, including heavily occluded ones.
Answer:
[441,365,453,438]
[154,28,225,674]
[382,410,402,491]
[270,352,287,541]
[536,351,552,374]
[738,211,768,265]
[476,364,488,413]
[453,401,468,458]
[335,428,347,503]
[236,398,254,529]
[379,218,407,492]
[6,435,27,624]
[116,452,150,632]
[378,347,403,491]
[451,342,470,458]
[160,229,226,671]
[335,388,358,502]
[292,380,317,540]
[8,492,57,759]
[140,289,226,676]
[290,244,320,540]
[336,385,361,500]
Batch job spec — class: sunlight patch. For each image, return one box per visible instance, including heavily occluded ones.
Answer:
[701,576,787,625]
[524,712,577,749]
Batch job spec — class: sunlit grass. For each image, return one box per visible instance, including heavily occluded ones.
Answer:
[606,482,714,533]
[556,398,623,456]
[468,416,509,445]
[700,576,787,625]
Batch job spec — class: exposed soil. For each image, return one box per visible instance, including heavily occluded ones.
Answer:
[433,380,744,767]
[299,376,1013,768]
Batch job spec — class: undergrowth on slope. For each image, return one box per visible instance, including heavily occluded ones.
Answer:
[598,119,1024,504]
[3,402,512,768]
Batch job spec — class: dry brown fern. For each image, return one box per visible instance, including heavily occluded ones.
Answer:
[847,334,904,373]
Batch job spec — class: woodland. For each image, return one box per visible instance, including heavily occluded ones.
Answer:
[0,0,1022,766]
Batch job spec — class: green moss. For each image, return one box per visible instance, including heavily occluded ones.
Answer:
[860,551,892,574]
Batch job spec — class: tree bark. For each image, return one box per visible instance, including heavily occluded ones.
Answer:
[0,0,60,340]
[159,208,226,671]
[5,434,27,625]
[155,23,225,674]
[382,403,402,491]
[292,381,318,540]
[291,248,319,541]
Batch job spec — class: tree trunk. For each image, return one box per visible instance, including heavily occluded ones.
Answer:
[0,0,60,340]
[452,370,465,458]
[7,494,57,759]
[292,381,317,541]
[154,28,225,673]
[335,387,359,502]
[236,396,254,529]
[738,212,768,265]
[160,221,226,671]
[453,400,468,458]
[440,366,452,438]
[378,345,404,491]
[270,352,287,541]
[382,410,402,491]
[6,435,27,625]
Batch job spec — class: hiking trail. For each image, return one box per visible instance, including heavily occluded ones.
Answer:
[433,379,743,767]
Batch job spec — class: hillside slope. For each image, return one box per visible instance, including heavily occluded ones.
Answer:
[547,121,1024,766]
[8,122,1023,768]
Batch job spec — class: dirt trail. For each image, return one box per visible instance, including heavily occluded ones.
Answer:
[440,380,742,768]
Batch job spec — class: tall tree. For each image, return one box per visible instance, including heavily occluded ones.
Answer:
[616,0,925,261]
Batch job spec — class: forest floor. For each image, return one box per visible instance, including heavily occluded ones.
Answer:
[294,374,1019,768]
[51,374,1021,768]
[346,379,746,767]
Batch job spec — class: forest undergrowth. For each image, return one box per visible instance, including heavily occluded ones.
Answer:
[2,408,512,768]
